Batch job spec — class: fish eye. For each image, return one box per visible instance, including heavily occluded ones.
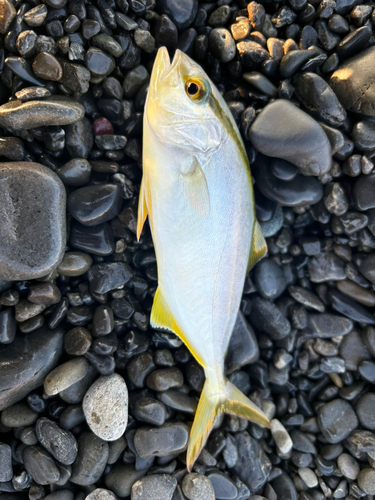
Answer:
[185,77,210,104]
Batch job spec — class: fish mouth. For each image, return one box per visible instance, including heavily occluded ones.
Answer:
[149,47,185,97]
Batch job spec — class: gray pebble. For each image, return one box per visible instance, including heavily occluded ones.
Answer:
[337,453,360,480]
[44,357,90,396]
[182,473,215,500]
[134,422,189,458]
[317,399,358,443]
[70,431,109,486]
[131,474,177,500]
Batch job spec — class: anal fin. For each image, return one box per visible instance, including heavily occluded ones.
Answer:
[151,287,204,366]
[247,221,267,273]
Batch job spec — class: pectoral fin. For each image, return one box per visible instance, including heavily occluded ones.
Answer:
[137,175,150,241]
[151,287,204,366]
[180,159,210,217]
[247,221,267,272]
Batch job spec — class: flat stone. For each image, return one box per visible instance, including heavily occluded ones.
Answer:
[35,417,78,465]
[1,402,38,427]
[308,253,346,282]
[86,47,115,77]
[309,313,353,338]
[132,475,177,500]
[0,162,66,281]
[249,100,331,176]
[182,474,215,500]
[358,468,375,495]
[70,431,109,485]
[134,423,189,458]
[57,252,93,277]
[44,357,90,396]
[356,393,375,430]
[32,52,62,81]
[330,46,375,116]
[339,330,371,371]
[360,253,375,284]
[0,98,84,130]
[317,399,358,443]
[337,453,360,480]
[328,288,375,325]
[23,446,61,485]
[288,286,325,312]
[83,373,128,441]
[0,326,63,411]
[56,159,91,187]
[146,367,183,392]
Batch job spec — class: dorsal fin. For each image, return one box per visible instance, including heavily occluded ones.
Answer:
[247,221,267,273]
[137,175,150,241]
[151,287,204,366]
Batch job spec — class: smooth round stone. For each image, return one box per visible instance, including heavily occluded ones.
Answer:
[250,297,291,340]
[250,100,331,176]
[0,99,85,130]
[259,206,284,238]
[82,19,101,39]
[317,399,358,443]
[57,252,93,277]
[104,464,146,497]
[132,475,177,500]
[24,4,47,27]
[271,471,297,500]
[337,25,372,62]
[337,453,360,480]
[44,357,90,396]
[93,117,114,136]
[294,72,346,127]
[68,184,123,226]
[133,397,166,426]
[243,71,277,97]
[0,308,16,344]
[358,468,375,495]
[15,86,51,102]
[209,28,236,63]
[32,52,62,81]
[146,367,183,392]
[35,417,78,465]
[308,252,346,282]
[279,49,319,79]
[182,473,215,500]
[69,222,115,256]
[5,56,45,86]
[85,489,117,500]
[70,431,109,486]
[270,159,298,181]
[330,46,375,116]
[270,419,293,454]
[0,137,24,161]
[59,364,98,405]
[0,162,66,281]
[288,286,325,312]
[92,34,123,58]
[0,0,16,34]
[339,330,371,371]
[254,259,286,300]
[359,253,375,284]
[92,305,114,337]
[134,423,189,458]
[56,159,91,187]
[83,374,128,441]
[28,283,61,306]
[206,471,237,500]
[157,390,197,414]
[64,327,92,356]
[352,121,375,152]
[87,262,133,294]
[353,173,375,211]
[86,48,115,77]
[159,0,198,30]
[23,445,61,485]
[122,65,149,98]
[1,403,38,427]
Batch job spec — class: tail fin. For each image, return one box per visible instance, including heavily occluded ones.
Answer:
[186,377,270,471]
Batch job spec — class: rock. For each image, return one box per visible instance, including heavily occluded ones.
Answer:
[308,253,346,282]
[133,397,166,426]
[28,283,61,307]
[159,0,198,30]
[209,28,236,63]
[104,464,146,497]
[206,471,238,500]
[271,471,298,500]
[69,222,115,256]
[65,118,94,159]
[339,330,371,371]
[288,286,325,312]
[359,253,375,284]
[0,308,16,344]
[92,34,123,57]
[83,374,128,441]
[134,29,155,53]
[134,423,189,458]
[0,137,25,161]
[60,62,91,94]
[132,475,177,500]
[259,206,284,237]
[23,446,61,485]
[32,52,62,81]
[86,47,115,77]
[249,297,291,340]
[309,313,353,338]
[271,419,293,454]
[24,4,47,27]
[57,252,93,277]
[85,489,117,500]
[250,100,331,176]
[57,159,91,187]
[298,468,318,488]
[254,259,286,300]
[252,154,323,207]
[44,357,90,396]
[146,367,183,392]
[359,360,375,384]
[358,469,375,495]
[0,0,16,34]
[157,390,197,414]
[225,311,259,374]
[0,99,85,130]
[0,443,12,481]
[293,72,346,126]
[353,174,375,211]
[15,300,45,322]
[0,162,66,281]
[35,417,78,465]
[317,399,358,443]
[87,262,133,294]
[70,431,109,485]
[330,46,375,116]
[337,453,360,480]
[328,288,375,325]
[59,364,98,404]
[68,184,123,226]
[0,326,63,411]
[243,72,278,98]
[352,121,375,152]
[182,474,215,500]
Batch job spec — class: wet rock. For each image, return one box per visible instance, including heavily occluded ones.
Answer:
[87,262,133,294]
[32,52,62,81]
[308,253,346,282]
[134,423,189,458]
[309,313,353,338]
[317,399,358,443]
[237,41,270,68]
[250,297,291,340]
[288,286,325,312]
[146,367,183,392]
[359,253,375,284]
[132,475,177,500]
[86,48,115,78]
[69,222,115,256]
[225,311,259,373]
[159,0,198,30]
[250,100,331,176]
[70,431,109,485]
[0,326,63,410]
[57,159,91,187]
[254,259,286,299]
[65,118,94,159]
[68,184,122,226]
[44,357,89,396]
[0,162,66,281]
[83,374,128,441]
[35,417,78,465]
[1,402,38,427]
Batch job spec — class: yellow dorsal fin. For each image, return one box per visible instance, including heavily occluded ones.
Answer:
[136,175,150,241]
[151,287,204,366]
[247,221,267,273]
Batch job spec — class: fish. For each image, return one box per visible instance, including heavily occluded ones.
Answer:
[137,46,269,470]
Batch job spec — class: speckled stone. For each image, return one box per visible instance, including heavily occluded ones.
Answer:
[0,0,16,35]
[0,162,66,281]
[83,374,128,441]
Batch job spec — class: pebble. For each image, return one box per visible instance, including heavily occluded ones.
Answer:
[133,397,166,426]
[85,489,117,500]
[225,311,259,373]
[353,173,375,211]
[270,419,293,454]
[329,288,375,325]
[1,402,38,427]
[83,374,128,441]
[131,475,177,500]
[57,159,91,187]
[254,259,286,299]
[44,357,89,396]
[32,52,62,81]
[288,286,325,312]
[182,474,215,500]
[209,28,236,63]
[134,423,189,458]
[250,100,331,176]
[299,467,318,488]
[271,471,297,500]
[23,445,61,485]
[68,184,123,226]
[70,222,115,256]
[359,253,375,284]
[70,431,109,485]
[207,471,238,500]
[65,118,93,159]
[337,452,360,480]
[35,417,78,465]
[146,367,183,391]
[87,262,133,294]
[358,468,375,495]
[159,0,198,30]
[105,464,146,497]
[250,297,291,340]
[0,308,16,344]
[308,252,346,282]
[86,48,115,78]
[0,0,16,34]
[0,443,12,481]
[359,360,375,384]
[24,4,47,27]
[0,326,63,410]
[0,162,66,281]
[317,399,358,443]
[340,330,371,371]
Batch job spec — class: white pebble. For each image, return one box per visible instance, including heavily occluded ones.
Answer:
[270,419,293,454]
[299,467,318,488]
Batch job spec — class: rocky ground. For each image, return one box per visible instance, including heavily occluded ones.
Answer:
[1,0,375,499]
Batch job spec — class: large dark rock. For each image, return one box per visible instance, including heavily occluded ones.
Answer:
[159,0,198,30]
[0,326,64,410]
[225,311,259,374]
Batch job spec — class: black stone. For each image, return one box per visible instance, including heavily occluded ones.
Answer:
[159,0,198,30]
[70,222,115,256]
[35,417,78,465]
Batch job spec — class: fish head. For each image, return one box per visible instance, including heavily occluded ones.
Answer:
[145,47,229,157]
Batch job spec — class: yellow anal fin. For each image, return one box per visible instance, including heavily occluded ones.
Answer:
[247,220,267,273]
[151,287,204,366]
[186,377,270,471]
[136,175,150,241]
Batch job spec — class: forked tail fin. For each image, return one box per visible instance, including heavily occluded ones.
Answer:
[186,376,270,471]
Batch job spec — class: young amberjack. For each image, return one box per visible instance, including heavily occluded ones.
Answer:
[137,47,269,470]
